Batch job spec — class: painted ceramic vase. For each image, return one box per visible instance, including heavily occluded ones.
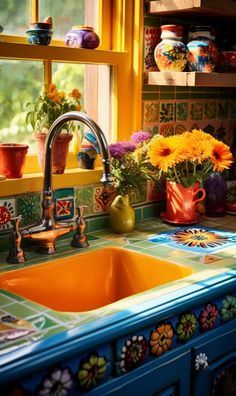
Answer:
[26,28,53,45]
[64,25,100,49]
[109,195,135,234]
[154,25,188,71]
[187,26,219,72]
[204,172,227,217]
[78,143,97,169]
[165,181,206,224]
[0,143,28,178]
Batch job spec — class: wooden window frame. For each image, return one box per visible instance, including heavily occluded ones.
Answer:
[0,0,143,196]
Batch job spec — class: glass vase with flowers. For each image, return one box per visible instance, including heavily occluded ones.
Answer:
[148,129,233,224]
[26,83,83,174]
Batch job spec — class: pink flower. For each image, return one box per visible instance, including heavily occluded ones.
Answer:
[198,303,219,331]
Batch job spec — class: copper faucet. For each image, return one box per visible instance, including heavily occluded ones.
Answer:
[7,112,112,262]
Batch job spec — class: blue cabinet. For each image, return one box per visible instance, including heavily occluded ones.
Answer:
[193,323,236,396]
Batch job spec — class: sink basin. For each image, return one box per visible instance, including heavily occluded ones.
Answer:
[0,247,193,312]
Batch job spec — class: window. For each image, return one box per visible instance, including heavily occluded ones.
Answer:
[0,0,142,179]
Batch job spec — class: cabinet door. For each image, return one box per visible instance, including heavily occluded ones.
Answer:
[92,349,191,396]
[193,326,236,396]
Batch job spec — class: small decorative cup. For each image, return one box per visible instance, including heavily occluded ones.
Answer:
[0,143,29,178]
[64,25,100,49]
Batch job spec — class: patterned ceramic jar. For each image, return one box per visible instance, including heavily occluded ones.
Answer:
[64,25,100,49]
[187,26,219,72]
[154,25,188,71]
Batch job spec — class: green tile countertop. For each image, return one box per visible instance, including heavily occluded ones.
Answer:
[0,216,235,361]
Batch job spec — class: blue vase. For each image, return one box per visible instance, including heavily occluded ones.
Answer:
[204,172,227,217]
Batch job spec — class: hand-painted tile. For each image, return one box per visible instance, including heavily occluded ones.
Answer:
[176,101,188,121]
[143,26,160,71]
[143,101,159,125]
[159,123,175,136]
[0,198,15,231]
[217,101,229,119]
[204,101,217,119]
[54,188,74,221]
[16,193,41,227]
[159,102,175,123]
[174,123,188,134]
[190,102,203,121]
[94,185,116,213]
[75,186,94,215]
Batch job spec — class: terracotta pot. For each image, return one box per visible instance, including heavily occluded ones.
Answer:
[165,180,206,223]
[34,133,73,174]
[0,143,29,178]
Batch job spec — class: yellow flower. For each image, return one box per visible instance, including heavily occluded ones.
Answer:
[210,140,233,172]
[149,135,185,172]
[69,88,81,99]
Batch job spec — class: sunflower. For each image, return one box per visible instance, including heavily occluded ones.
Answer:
[210,140,233,172]
[149,135,185,172]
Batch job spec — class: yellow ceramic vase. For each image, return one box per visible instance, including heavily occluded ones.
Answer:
[109,195,135,234]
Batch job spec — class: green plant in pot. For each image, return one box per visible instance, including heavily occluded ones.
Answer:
[26,83,82,174]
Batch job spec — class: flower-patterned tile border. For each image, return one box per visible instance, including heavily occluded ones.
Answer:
[1,290,235,394]
[54,188,75,221]
[16,193,41,227]
[0,198,16,231]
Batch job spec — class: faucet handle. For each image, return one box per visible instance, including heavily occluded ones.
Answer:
[71,206,89,248]
[7,215,26,264]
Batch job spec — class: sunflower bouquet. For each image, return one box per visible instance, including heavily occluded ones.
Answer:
[148,129,233,187]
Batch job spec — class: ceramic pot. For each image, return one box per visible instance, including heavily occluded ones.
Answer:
[204,172,227,217]
[109,195,135,234]
[64,25,100,49]
[187,26,219,72]
[34,133,73,174]
[165,181,206,224]
[0,143,28,178]
[26,28,53,45]
[154,25,188,71]
[78,143,97,169]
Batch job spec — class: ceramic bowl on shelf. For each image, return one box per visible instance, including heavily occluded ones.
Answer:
[29,22,52,30]
[26,28,53,45]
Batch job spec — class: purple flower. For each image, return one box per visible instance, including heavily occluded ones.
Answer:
[130,131,151,145]
[109,141,136,160]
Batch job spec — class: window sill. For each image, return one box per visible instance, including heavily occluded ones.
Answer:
[0,167,103,198]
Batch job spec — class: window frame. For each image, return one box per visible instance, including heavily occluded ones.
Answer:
[0,0,143,196]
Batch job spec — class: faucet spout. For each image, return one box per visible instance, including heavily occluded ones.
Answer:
[20,112,112,255]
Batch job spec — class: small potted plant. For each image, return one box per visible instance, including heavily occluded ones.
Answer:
[226,185,236,213]
[26,83,82,174]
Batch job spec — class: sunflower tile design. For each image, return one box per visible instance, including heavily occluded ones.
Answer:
[0,198,16,231]
[159,102,175,123]
[190,102,203,121]
[75,186,94,216]
[176,102,188,121]
[16,193,41,227]
[204,101,217,120]
[54,188,74,221]
[148,227,236,254]
[143,101,159,126]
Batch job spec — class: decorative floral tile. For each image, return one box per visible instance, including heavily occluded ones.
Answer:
[75,186,94,216]
[0,198,16,231]
[159,102,175,123]
[159,123,174,136]
[143,26,160,72]
[16,193,41,227]
[174,123,188,135]
[94,185,116,213]
[176,101,188,121]
[204,101,217,119]
[143,101,159,126]
[190,102,203,121]
[54,188,74,221]
[230,101,236,119]
[217,101,229,119]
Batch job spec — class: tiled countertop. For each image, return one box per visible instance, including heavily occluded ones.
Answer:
[0,215,235,365]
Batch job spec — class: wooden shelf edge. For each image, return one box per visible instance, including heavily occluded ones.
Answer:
[148,0,236,17]
[147,71,236,87]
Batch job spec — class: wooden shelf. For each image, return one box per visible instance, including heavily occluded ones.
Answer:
[147,71,236,87]
[148,0,236,18]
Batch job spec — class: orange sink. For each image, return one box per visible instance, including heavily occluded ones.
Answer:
[0,247,193,312]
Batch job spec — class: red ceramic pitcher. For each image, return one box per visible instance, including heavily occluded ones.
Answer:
[0,143,29,178]
[165,180,206,224]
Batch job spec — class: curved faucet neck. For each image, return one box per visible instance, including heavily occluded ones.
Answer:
[43,111,112,195]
